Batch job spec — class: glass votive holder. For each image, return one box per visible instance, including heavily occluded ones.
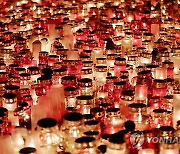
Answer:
[154,67,167,80]
[135,84,148,104]
[162,61,174,79]
[2,93,17,111]
[37,75,52,91]
[113,81,127,102]
[79,78,93,96]
[74,136,96,154]
[27,66,40,84]
[76,95,94,114]
[37,118,60,146]
[114,57,126,77]
[61,112,84,152]
[84,120,101,133]
[107,54,117,68]
[95,66,107,85]
[20,73,31,89]
[128,103,149,130]
[148,96,162,112]
[52,68,67,85]
[162,95,173,111]
[152,79,167,97]
[15,67,26,77]
[103,108,123,134]
[151,109,172,128]
[64,87,78,108]
[61,76,77,88]
[39,51,49,65]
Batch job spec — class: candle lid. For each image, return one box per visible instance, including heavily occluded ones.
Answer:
[108,133,125,149]
[75,136,95,149]
[64,112,83,121]
[37,118,57,128]
[91,107,104,113]
[4,85,20,90]
[84,120,99,126]
[15,67,26,72]
[77,94,93,100]
[3,92,16,99]
[9,64,19,68]
[19,147,36,154]
[62,75,76,81]
[128,103,146,112]
[84,130,99,136]
[83,114,95,121]
[41,68,53,76]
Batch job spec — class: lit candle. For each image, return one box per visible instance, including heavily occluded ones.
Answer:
[155,67,167,79]
[32,40,42,61]
[135,84,148,103]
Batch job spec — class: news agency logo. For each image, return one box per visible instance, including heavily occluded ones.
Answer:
[130,131,144,147]
[130,131,180,147]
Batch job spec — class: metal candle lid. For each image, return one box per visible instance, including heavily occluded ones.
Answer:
[19,147,36,154]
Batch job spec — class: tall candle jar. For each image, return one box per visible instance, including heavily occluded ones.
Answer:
[121,32,133,57]
[120,90,135,115]
[136,70,153,90]
[27,66,40,85]
[162,61,174,79]
[37,118,60,147]
[162,95,173,111]
[20,73,31,89]
[14,103,31,129]
[152,79,167,97]
[60,112,84,153]
[114,57,126,77]
[79,78,93,96]
[2,93,17,111]
[150,109,172,128]
[84,120,101,133]
[135,84,148,104]
[128,103,149,130]
[95,66,107,86]
[113,81,127,103]
[81,68,93,80]
[103,108,124,134]
[64,87,78,108]
[76,95,94,115]
[52,68,67,85]
[90,107,104,128]
[61,75,77,88]
[39,51,49,65]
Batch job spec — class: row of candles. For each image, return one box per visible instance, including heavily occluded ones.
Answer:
[0,0,180,153]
